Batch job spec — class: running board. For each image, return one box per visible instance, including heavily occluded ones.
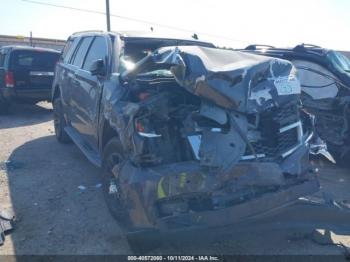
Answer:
[64,127,102,167]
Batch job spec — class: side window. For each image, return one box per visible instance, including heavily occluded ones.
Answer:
[63,37,80,64]
[82,37,108,71]
[71,37,93,68]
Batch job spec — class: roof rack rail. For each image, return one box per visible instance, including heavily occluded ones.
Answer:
[72,30,104,35]
[295,43,322,49]
[244,44,275,50]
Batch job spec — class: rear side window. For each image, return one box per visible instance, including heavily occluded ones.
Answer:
[10,51,60,71]
[82,36,108,71]
[71,37,93,68]
[63,37,80,64]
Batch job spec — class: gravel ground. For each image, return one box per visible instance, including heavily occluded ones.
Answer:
[0,102,350,257]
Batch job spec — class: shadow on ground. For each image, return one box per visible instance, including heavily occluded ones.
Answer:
[0,103,52,129]
[5,135,129,255]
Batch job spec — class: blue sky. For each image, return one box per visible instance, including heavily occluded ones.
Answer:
[0,0,349,50]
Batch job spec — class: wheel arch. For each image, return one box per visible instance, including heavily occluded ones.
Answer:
[100,119,119,153]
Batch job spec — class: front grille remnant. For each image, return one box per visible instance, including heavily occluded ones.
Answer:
[244,103,301,161]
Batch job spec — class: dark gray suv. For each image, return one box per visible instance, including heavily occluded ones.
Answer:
[0,46,60,112]
[52,31,319,249]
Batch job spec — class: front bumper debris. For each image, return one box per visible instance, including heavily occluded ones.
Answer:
[157,179,319,231]
[116,145,319,232]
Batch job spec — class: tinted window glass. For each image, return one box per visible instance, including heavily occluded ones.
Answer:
[71,37,93,68]
[11,51,60,71]
[83,37,108,71]
[63,37,80,63]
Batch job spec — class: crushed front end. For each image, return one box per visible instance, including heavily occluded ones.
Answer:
[107,46,319,232]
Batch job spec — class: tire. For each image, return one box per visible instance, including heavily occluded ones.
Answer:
[102,137,131,226]
[53,97,71,143]
[102,137,161,252]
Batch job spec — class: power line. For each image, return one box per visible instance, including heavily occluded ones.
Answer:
[21,0,250,44]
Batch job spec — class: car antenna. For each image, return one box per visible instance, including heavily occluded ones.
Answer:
[192,33,198,40]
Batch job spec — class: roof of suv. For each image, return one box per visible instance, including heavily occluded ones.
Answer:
[70,30,215,47]
[0,45,60,53]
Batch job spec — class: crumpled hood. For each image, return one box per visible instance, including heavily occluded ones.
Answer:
[116,45,306,174]
[133,46,301,113]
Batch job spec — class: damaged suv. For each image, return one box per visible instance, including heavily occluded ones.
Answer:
[243,44,350,164]
[52,31,319,246]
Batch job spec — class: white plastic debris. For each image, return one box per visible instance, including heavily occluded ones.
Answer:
[77,185,86,191]
[109,183,118,195]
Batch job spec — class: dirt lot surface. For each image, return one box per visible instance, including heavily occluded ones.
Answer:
[1,102,350,257]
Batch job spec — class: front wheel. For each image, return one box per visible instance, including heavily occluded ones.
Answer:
[102,137,161,253]
[102,137,131,226]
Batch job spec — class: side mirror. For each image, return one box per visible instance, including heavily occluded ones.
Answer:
[90,59,106,76]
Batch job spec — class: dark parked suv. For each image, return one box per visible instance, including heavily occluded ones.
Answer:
[242,44,350,164]
[0,46,60,112]
[52,31,319,249]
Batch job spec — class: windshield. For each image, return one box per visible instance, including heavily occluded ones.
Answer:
[119,37,214,74]
[327,50,350,73]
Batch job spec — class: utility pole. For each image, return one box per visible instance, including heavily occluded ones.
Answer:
[106,0,111,31]
[30,31,33,47]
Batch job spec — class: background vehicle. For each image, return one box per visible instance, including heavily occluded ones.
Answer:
[0,46,60,112]
[52,31,319,250]
[242,44,350,165]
